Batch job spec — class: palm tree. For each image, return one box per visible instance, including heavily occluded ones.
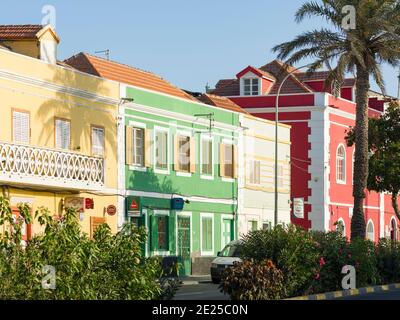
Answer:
[273,0,400,240]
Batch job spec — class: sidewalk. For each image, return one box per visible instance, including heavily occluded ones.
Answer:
[179,275,212,286]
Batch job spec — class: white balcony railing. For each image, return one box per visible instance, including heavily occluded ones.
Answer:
[0,141,105,191]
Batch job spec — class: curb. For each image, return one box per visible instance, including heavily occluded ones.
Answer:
[286,283,400,300]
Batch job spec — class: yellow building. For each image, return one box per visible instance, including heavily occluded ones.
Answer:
[0,25,120,238]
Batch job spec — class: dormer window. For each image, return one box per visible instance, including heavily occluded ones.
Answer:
[243,78,259,96]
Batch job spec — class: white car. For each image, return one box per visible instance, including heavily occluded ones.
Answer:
[210,240,242,284]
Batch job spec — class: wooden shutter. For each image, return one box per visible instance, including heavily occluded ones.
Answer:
[189,137,196,173]
[90,217,106,239]
[174,134,180,171]
[150,215,158,251]
[144,129,153,168]
[55,119,70,149]
[13,111,30,144]
[233,145,238,178]
[125,126,133,165]
[219,143,225,177]
[92,127,104,156]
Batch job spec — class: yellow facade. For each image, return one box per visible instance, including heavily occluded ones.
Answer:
[0,43,120,237]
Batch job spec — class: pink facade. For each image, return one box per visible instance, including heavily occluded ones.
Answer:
[213,60,400,241]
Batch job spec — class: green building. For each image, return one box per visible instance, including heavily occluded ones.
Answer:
[65,53,240,275]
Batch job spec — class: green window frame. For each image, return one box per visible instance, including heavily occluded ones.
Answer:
[201,215,213,255]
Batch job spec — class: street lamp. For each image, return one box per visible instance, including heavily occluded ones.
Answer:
[274,63,313,227]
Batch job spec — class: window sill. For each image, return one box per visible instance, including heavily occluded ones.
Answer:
[176,171,192,178]
[201,174,214,180]
[222,177,235,183]
[152,250,170,256]
[201,251,214,257]
[154,168,170,175]
[129,165,147,172]
[336,180,347,185]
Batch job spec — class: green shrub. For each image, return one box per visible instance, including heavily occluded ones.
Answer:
[347,238,379,288]
[0,197,167,300]
[308,231,350,294]
[220,259,286,300]
[240,225,320,297]
[376,239,400,284]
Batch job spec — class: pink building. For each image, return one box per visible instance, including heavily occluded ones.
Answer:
[212,60,399,242]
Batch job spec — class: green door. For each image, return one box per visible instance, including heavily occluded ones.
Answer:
[177,216,191,276]
[222,219,234,249]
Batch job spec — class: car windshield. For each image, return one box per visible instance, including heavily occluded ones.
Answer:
[219,244,241,257]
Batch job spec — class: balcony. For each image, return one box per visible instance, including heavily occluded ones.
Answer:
[0,141,105,191]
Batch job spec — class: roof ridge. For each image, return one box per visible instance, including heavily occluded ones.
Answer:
[81,52,196,100]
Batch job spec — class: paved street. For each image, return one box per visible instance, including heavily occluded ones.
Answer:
[332,288,400,300]
[174,280,229,300]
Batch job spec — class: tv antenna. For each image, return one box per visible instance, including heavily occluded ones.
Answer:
[194,113,214,134]
[95,49,110,60]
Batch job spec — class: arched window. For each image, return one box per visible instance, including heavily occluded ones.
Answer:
[336,218,346,237]
[366,220,375,242]
[390,218,397,241]
[336,144,346,183]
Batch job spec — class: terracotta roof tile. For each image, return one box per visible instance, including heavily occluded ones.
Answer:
[212,79,240,96]
[0,25,43,40]
[296,71,356,87]
[198,94,249,114]
[64,52,198,102]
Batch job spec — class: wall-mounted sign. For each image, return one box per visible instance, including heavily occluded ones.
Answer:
[293,198,304,219]
[127,197,141,216]
[106,205,117,216]
[64,197,85,213]
[85,198,94,210]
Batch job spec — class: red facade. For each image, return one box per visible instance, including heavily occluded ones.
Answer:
[213,60,399,241]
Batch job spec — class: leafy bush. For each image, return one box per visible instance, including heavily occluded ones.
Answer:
[0,197,168,300]
[240,225,320,297]
[376,239,400,284]
[220,259,286,300]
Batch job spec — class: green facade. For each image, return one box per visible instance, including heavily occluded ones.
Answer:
[124,86,240,275]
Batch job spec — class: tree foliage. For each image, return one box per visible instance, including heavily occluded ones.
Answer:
[0,196,175,300]
[347,102,400,220]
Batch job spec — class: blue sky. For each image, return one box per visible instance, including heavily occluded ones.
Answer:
[2,0,399,96]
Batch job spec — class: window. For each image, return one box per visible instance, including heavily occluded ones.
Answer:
[91,126,104,156]
[201,138,213,176]
[201,216,213,255]
[220,143,237,179]
[243,78,259,96]
[157,216,168,251]
[262,222,272,231]
[155,130,168,170]
[126,127,145,167]
[13,110,30,144]
[336,145,346,183]
[366,221,375,242]
[273,164,284,188]
[336,219,346,237]
[178,135,190,172]
[55,118,70,150]
[248,160,261,184]
[248,220,258,232]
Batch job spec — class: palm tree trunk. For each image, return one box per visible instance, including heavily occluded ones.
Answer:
[391,191,400,221]
[351,65,370,240]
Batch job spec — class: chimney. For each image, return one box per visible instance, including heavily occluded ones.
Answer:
[38,25,60,65]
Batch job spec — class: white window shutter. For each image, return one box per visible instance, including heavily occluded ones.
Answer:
[56,119,70,150]
[92,127,104,156]
[13,111,29,144]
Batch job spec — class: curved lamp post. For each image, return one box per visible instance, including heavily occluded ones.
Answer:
[274,63,313,227]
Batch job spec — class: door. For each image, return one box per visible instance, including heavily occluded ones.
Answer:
[222,219,234,249]
[177,216,191,276]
